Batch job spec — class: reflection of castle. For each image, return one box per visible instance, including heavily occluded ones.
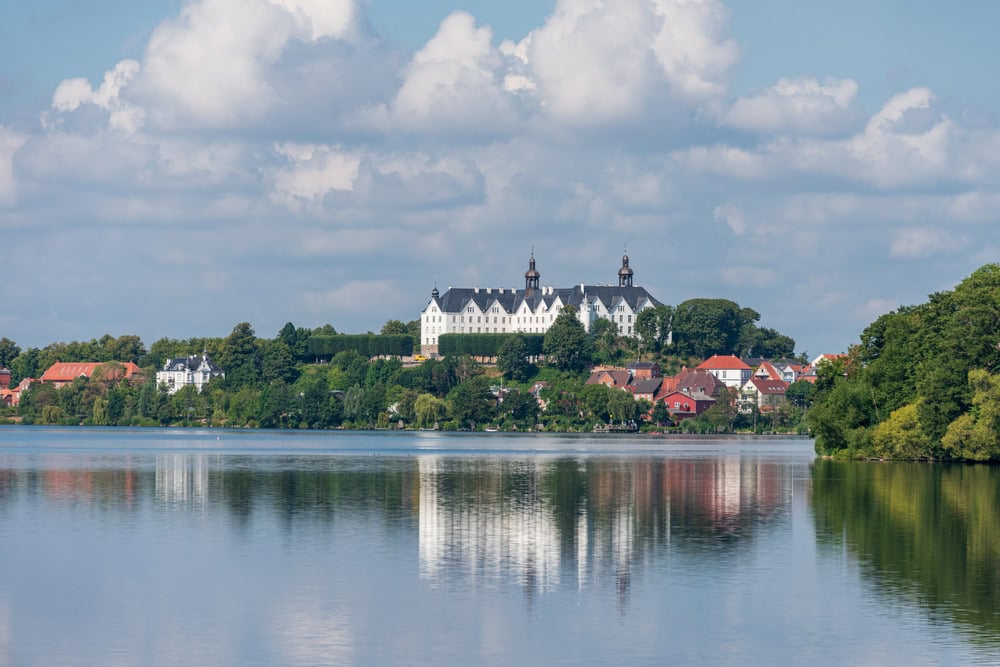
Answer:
[418,457,563,591]
[416,455,792,606]
[155,454,208,505]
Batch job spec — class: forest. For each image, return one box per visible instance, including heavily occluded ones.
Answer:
[809,263,1000,461]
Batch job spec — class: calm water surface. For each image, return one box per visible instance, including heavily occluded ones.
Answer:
[0,428,997,666]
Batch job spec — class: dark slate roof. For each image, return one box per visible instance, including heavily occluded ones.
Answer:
[631,378,663,395]
[163,354,222,373]
[428,285,662,314]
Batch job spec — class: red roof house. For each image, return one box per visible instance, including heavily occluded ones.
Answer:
[695,355,752,389]
[41,362,143,389]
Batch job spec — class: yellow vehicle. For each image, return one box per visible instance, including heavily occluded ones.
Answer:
[413,354,428,362]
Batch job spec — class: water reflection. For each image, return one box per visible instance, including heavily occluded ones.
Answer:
[0,452,795,608]
[415,456,793,610]
[812,460,1000,649]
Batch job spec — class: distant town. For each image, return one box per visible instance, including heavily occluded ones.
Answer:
[1,253,842,433]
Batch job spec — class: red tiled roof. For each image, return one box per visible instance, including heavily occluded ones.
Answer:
[756,361,782,380]
[41,362,142,383]
[696,355,751,371]
[749,378,788,394]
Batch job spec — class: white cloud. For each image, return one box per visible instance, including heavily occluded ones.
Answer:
[713,203,748,235]
[516,0,736,125]
[724,77,861,135]
[271,143,361,211]
[0,126,28,205]
[48,60,145,133]
[133,0,366,129]
[379,11,515,134]
[889,227,965,259]
[650,0,739,102]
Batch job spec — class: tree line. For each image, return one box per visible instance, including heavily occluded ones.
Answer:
[1,297,802,433]
[809,263,1000,461]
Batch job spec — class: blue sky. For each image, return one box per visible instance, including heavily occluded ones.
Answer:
[2,0,999,356]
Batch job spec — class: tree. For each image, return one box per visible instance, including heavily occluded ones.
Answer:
[105,335,145,363]
[672,299,744,358]
[544,306,592,372]
[786,380,814,409]
[448,376,495,429]
[0,337,20,368]
[941,370,1000,461]
[500,389,539,425]
[261,339,296,384]
[380,320,408,335]
[651,400,672,427]
[590,318,619,361]
[498,335,530,381]
[414,393,447,428]
[220,323,260,389]
[634,308,660,352]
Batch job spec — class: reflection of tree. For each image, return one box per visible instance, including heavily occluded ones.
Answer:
[0,453,794,614]
[812,460,1000,646]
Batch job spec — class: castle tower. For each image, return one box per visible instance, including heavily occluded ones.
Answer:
[524,251,540,296]
[618,254,634,287]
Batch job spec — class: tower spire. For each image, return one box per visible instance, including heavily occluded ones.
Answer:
[618,251,634,287]
[524,249,540,296]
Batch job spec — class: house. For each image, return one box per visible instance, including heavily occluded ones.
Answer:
[810,353,848,367]
[740,377,789,412]
[630,377,663,402]
[675,368,725,397]
[658,390,716,420]
[41,362,143,389]
[695,355,752,389]
[585,367,632,389]
[627,362,661,380]
[753,361,783,381]
[156,354,225,395]
[419,253,664,352]
[0,367,9,390]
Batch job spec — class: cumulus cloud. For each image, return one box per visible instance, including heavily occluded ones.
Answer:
[724,77,861,136]
[132,0,367,129]
[373,11,516,135]
[513,0,736,125]
[0,126,28,205]
[47,60,145,133]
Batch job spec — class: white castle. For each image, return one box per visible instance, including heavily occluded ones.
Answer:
[419,253,662,352]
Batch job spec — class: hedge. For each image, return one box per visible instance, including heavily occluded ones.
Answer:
[306,334,413,359]
[438,333,544,358]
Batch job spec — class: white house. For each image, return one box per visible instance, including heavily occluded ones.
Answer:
[156,354,225,394]
[419,253,663,352]
[696,355,753,389]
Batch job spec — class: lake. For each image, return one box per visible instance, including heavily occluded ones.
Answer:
[0,428,997,665]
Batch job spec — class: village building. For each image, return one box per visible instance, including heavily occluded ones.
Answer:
[740,377,789,412]
[659,390,716,420]
[156,354,225,395]
[419,253,663,353]
[696,355,753,389]
[41,362,143,389]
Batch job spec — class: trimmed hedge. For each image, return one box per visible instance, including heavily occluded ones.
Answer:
[438,333,544,358]
[307,334,413,359]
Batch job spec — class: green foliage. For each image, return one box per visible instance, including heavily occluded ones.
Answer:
[810,263,1000,460]
[447,376,496,429]
[543,306,592,372]
[438,333,544,359]
[497,335,531,381]
[941,370,1000,461]
[672,299,744,358]
[0,337,21,368]
[306,334,413,360]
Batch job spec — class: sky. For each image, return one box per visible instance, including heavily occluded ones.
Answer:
[2,0,999,356]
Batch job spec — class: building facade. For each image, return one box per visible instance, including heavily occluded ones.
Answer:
[156,354,225,394]
[420,254,662,352]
